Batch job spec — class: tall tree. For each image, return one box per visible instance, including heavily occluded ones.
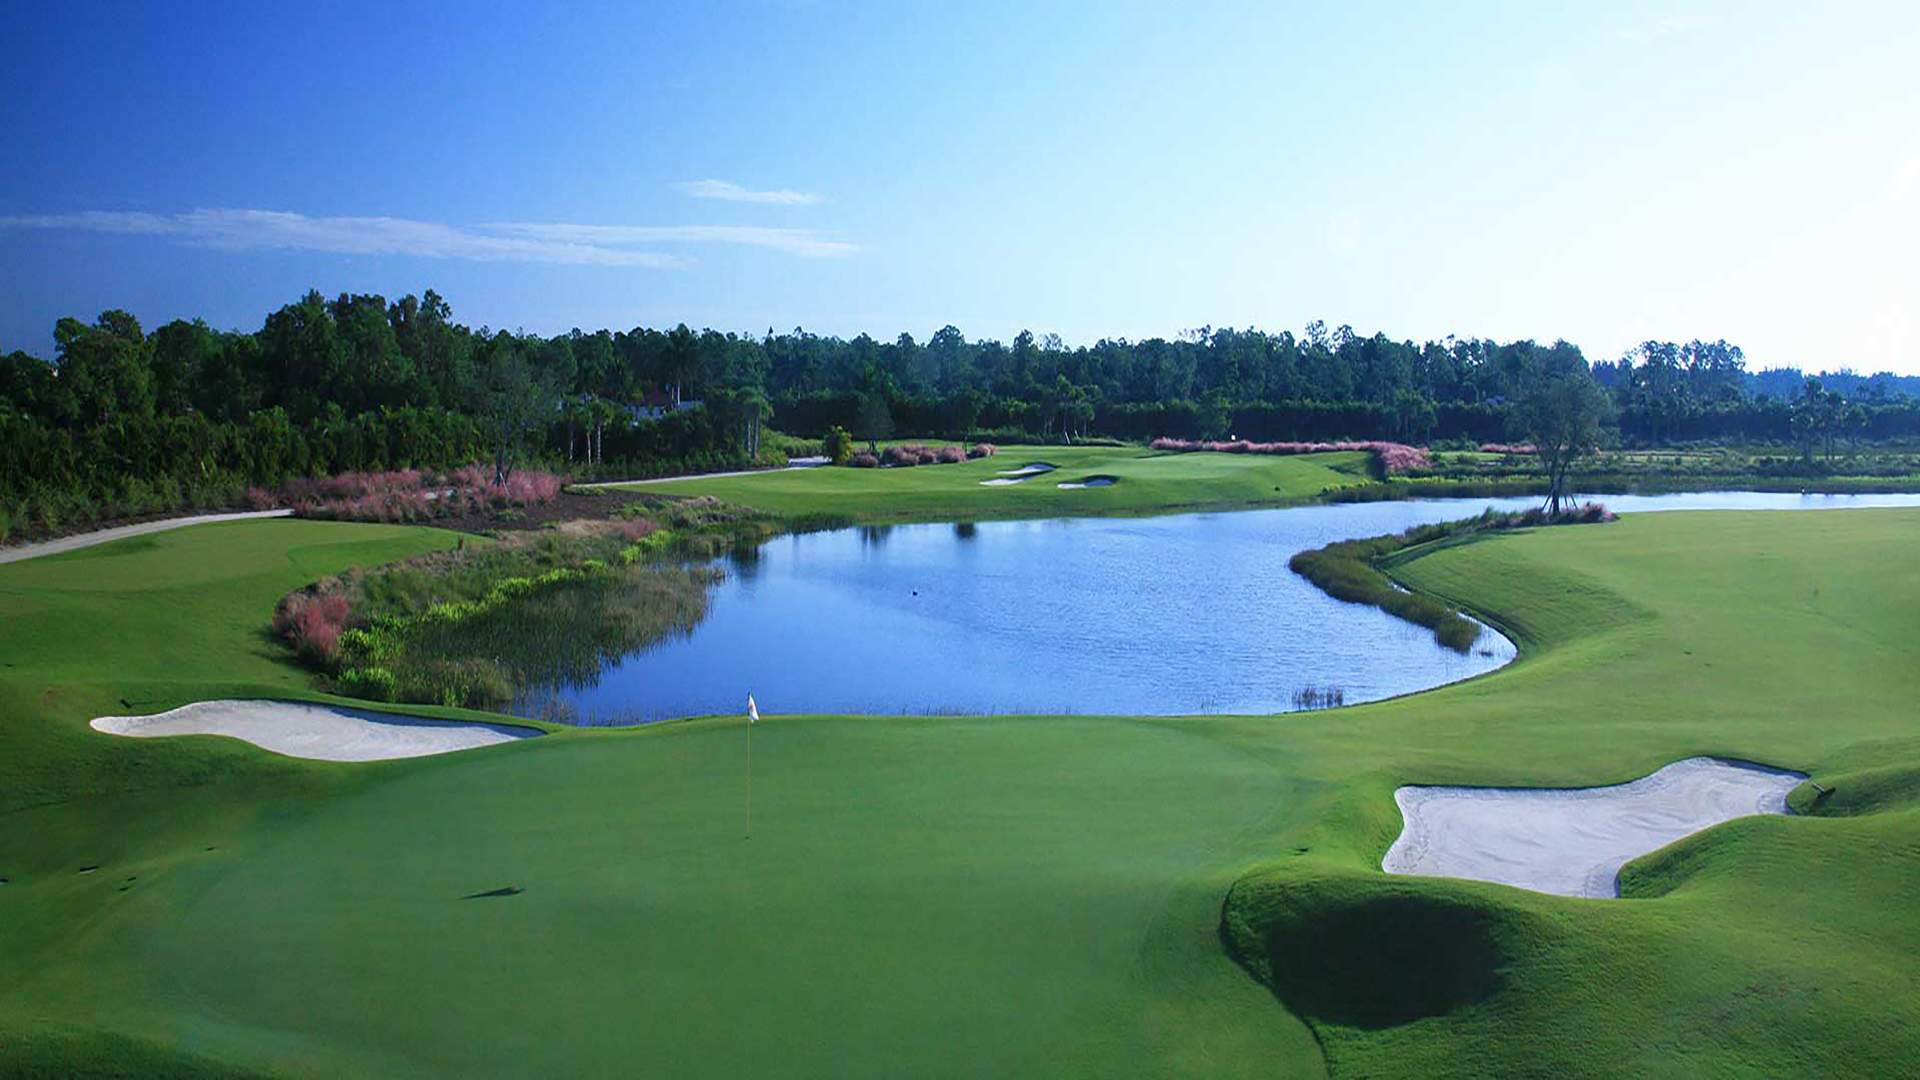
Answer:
[1516,354,1611,514]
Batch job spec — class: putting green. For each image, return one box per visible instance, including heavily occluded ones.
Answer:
[3,507,1918,1076]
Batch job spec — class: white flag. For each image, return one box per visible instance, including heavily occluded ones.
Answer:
[747,694,759,724]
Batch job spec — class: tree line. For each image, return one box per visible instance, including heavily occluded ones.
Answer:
[4,288,1917,532]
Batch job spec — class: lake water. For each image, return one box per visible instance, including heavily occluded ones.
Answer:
[511,492,1920,722]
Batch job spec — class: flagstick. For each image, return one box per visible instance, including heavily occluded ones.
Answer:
[745,711,753,841]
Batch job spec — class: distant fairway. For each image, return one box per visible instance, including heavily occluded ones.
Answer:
[606,444,1371,522]
[3,506,1919,1076]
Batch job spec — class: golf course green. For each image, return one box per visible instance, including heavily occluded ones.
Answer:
[608,443,1373,522]
[3,491,1918,1076]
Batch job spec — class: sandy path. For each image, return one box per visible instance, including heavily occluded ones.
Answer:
[0,510,293,565]
[92,700,541,762]
[1381,757,1804,898]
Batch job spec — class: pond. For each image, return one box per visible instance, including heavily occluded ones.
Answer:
[510,492,1920,722]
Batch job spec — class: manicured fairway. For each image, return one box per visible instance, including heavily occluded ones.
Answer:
[609,445,1370,522]
[4,508,1918,1076]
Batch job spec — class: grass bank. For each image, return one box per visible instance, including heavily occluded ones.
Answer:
[1288,503,1615,652]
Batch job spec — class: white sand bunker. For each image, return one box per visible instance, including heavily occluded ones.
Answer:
[978,477,1027,486]
[1057,476,1117,489]
[1382,757,1804,898]
[92,700,540,762]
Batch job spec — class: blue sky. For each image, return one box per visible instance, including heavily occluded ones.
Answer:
[3,1,1916,373]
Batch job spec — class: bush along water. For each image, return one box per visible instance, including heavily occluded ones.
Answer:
[273,494,852,711]
[273,518,713,709]
[1289,503,1616,652]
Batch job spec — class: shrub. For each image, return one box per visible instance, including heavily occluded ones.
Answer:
[967,442,997,459]
[936,445,967,464]
[849,451,879,468]
[274,591,351,661]
[822,425,855,465]
[336,666,398,701]
[880,444,920,467]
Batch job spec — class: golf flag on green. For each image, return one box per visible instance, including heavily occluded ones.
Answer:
[744,693,757,839]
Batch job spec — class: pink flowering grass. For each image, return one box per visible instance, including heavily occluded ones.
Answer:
[878,443,969,468]
[273,591,351,663]
[287,465,567,522]
[1149,437,1432,474]
[849,451,879,468]
[967,443,997,459]
[1478,442,1536,455]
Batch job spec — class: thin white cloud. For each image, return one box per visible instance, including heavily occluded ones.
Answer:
[0,208,859,264]
[486,222,857,258]
[1614,12,1719,42]
[674,179,823,205]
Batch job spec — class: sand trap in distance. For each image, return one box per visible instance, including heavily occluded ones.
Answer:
[92,700,541,762]
[1382,757,1803,898]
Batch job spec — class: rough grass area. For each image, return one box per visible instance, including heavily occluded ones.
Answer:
[607,444,1369,523]
[3,509,1919,1076]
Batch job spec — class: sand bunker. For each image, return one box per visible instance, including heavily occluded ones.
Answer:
[1057,475,1117,489]
[91,700,540,762]
[997,462,1057,477]
[1382,757,1803,898]
[978,477,1027,486]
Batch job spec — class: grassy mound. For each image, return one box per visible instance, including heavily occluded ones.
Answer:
[1223,871,1522,1028]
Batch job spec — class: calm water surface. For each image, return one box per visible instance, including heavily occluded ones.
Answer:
[513,492,1920,721]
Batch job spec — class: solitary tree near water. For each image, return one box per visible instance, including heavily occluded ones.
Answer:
[1516,355,1610,514]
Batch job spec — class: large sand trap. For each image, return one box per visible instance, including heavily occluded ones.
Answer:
[92,700,540,762]
[1382,757,1804,898]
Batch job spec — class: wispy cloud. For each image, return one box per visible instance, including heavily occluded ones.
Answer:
[1615,12,1719,42]
[0,208,857,264]
[674,179,823,205]
[485,222,856,258]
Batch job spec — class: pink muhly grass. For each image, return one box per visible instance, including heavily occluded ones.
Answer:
[1150,437,1430,474]
[849,451,879,468]
[967,443,997,459]
[1479,442,1536,455]
[279,592,350,663]
[936,445,967,464]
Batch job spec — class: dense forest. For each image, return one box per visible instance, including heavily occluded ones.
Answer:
[4,287,1918,534]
